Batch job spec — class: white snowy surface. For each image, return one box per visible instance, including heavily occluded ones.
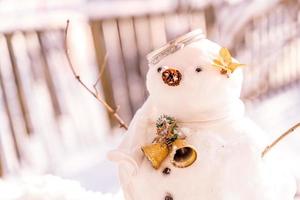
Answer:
[0,133,125,200]
[0,175,123,200]
[51,132,124,193]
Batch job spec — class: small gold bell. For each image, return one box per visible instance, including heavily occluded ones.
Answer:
[170,139,197,168]
[141,143,169,169]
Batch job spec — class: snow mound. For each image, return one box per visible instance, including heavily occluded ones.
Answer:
[0,175,123,200]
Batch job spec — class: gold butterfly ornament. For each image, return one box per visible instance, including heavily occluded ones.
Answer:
[212,47,245,77]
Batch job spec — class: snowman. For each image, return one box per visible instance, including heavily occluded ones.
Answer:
[108,29,297,200]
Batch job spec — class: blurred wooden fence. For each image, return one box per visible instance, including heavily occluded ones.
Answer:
[0,25,111,175]
[0,0,300,176]
[231,0,300,102]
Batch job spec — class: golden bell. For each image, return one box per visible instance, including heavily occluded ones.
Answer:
[170,139,197,168]
[141,143,169,169]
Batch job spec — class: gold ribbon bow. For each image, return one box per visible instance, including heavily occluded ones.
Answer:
[212,47,245,76]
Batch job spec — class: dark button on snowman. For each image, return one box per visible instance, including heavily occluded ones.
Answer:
[108,29,297,200]
[164,193,173,200]
[162,167,171,175]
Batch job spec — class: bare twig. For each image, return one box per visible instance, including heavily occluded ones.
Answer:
[261,122,300,157]
[64,20,128,130]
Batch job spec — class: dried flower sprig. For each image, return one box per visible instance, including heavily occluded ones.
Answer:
[64,20,128,130]
[154,115,179,146]
[212,47,245,76]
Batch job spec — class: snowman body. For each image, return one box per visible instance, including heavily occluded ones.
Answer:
[108,30,297,200]
[127,116,295,200]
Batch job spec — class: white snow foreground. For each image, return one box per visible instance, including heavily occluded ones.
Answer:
[0,175,123,200]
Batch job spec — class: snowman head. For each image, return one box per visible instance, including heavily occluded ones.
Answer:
[146,31,244,120]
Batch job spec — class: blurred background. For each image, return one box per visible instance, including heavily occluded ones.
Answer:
[0,0,300,197]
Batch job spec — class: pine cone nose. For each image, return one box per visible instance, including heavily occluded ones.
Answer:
[162,68,182,86]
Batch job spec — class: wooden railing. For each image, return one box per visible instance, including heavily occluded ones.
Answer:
[228,0,300,101]
[0,29,63,174]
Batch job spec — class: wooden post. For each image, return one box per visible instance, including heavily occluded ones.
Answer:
[4,33,33,135]
[0,64,21,161]
[0,153,2,177]
[36,31,62,117]
[90,20,117,128]
[116,19,135,115]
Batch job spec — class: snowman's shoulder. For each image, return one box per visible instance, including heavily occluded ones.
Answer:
[237,118,268,142]
[223,118,269,155]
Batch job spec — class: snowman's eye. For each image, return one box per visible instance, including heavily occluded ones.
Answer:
[195,67,202,73]
[157,67,162,73]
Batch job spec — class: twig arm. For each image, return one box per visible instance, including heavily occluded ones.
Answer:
[261,122,300,157]
[64,20,128,130]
